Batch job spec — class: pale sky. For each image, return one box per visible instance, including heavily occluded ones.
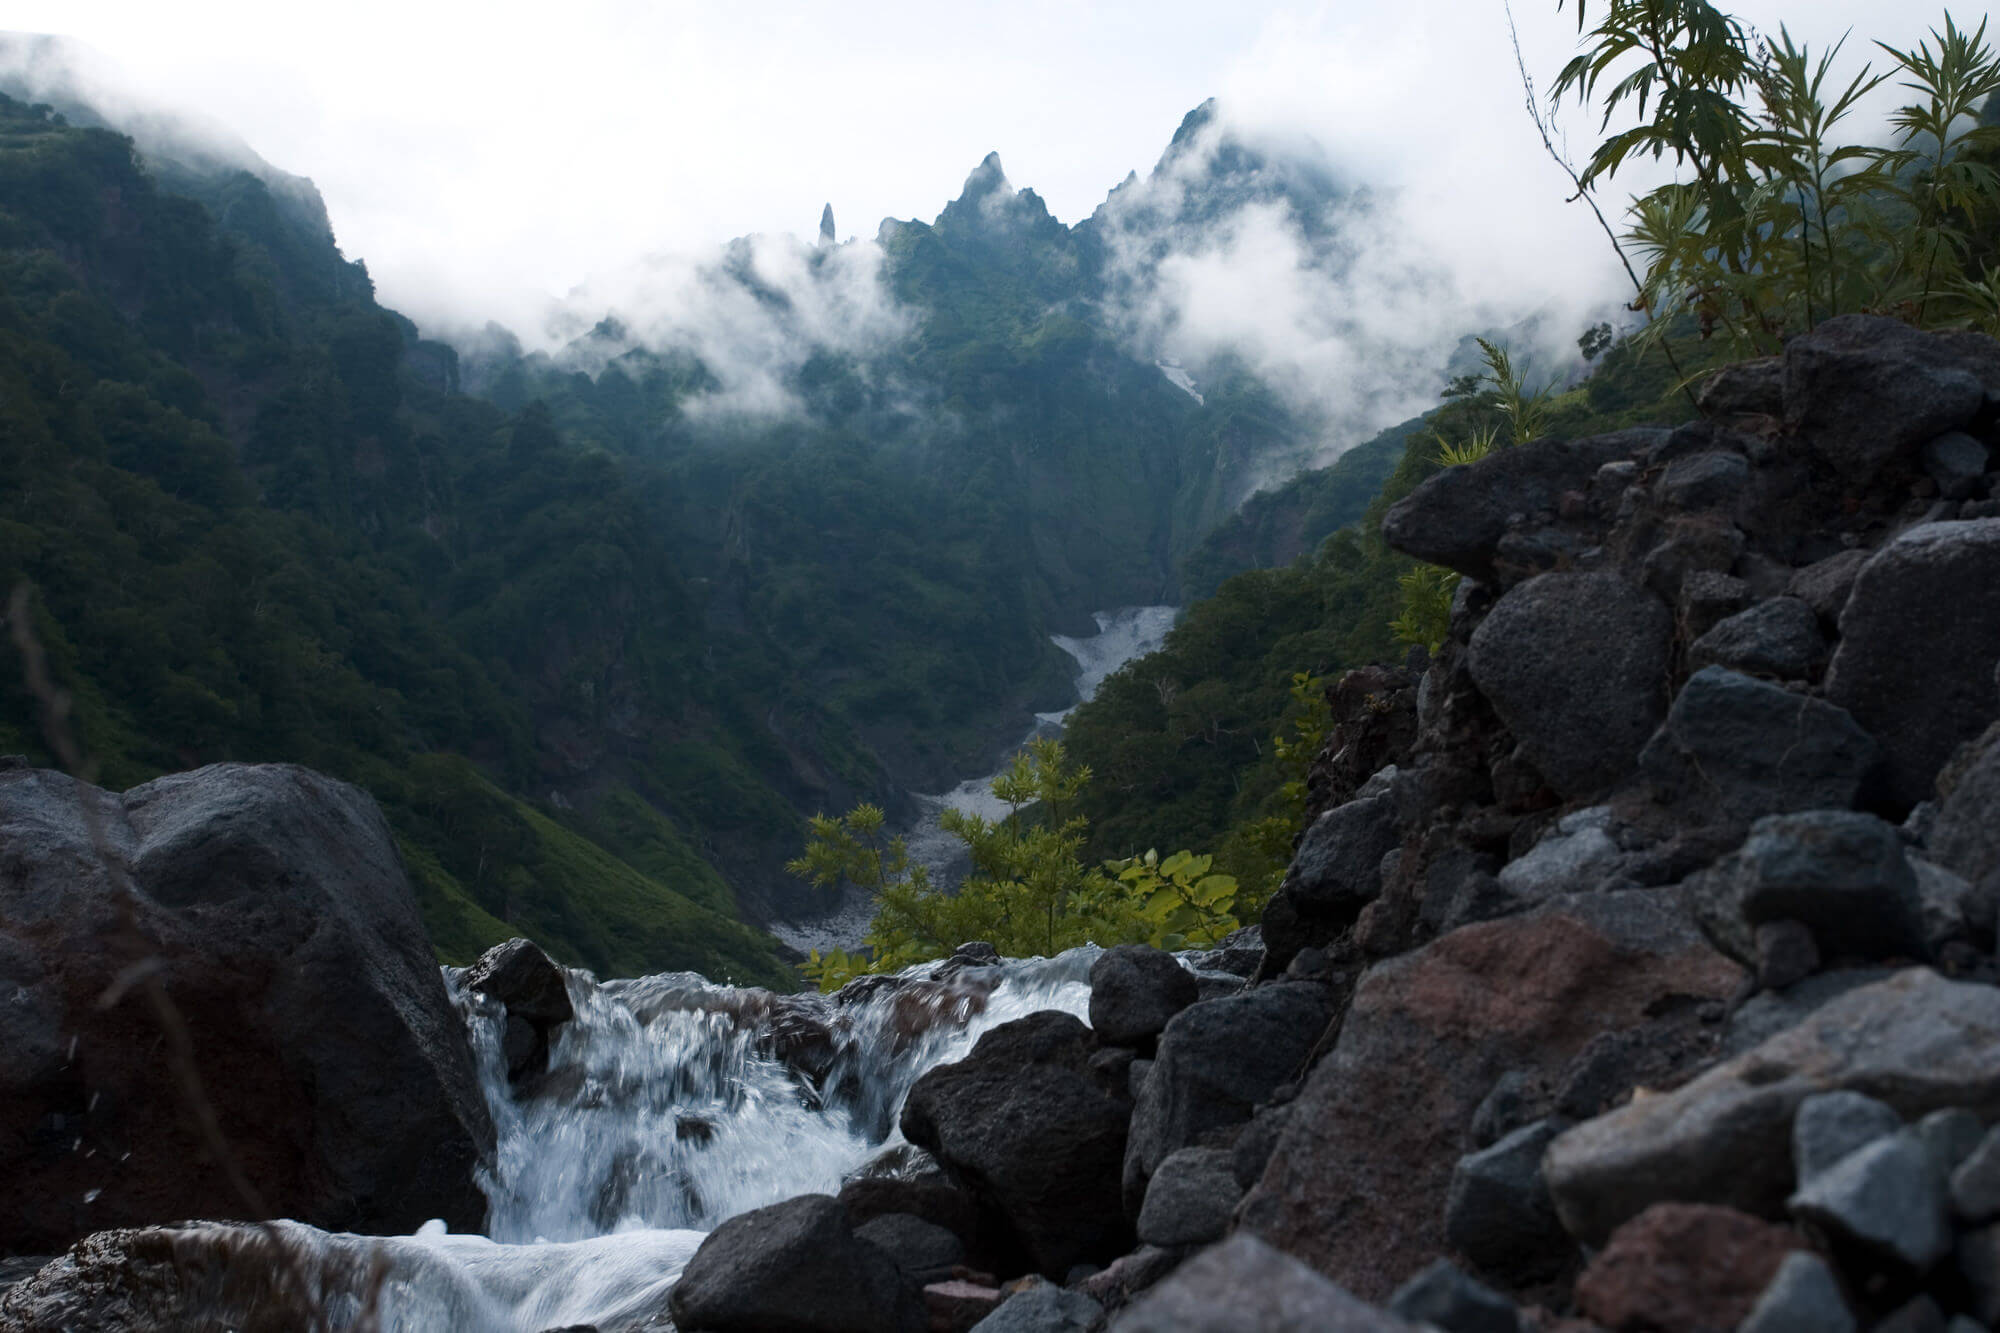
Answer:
[5,0,1944,341]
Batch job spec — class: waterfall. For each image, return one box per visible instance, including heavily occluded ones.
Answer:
[458,947,1100,1244]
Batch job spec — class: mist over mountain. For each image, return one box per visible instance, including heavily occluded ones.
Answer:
[0,36,1623,982]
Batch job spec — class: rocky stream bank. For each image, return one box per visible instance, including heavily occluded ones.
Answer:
[3,314,2000,1329]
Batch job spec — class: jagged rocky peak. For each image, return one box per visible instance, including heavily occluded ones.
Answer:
[936,149,1058,238]
[818,202,836,245]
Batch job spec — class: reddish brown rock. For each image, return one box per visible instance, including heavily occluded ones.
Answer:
[924,1279,1002,1332]
[1574,1203,1801,1333]
[1237,891,1745,1300]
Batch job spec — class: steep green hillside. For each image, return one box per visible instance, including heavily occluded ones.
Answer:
[0,95,791,985]
[1066,328,1718,882]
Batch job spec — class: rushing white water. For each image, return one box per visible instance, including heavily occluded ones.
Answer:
[458,948,1098,1245]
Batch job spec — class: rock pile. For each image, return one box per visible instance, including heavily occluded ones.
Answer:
[655,315,2000,1330]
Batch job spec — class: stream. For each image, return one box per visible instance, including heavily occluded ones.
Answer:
[772,605,1180,957]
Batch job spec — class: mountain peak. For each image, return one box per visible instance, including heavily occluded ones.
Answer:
[818,203,835,245]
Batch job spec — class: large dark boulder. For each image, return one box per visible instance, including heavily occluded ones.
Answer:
[1782,315,1994,484]
[1089,945,1198,1050]
[1381,430,1663,585]
[900,1011,1132,1277]
[1934,723,2000,889]
[1466,572,1674,799]
[462,937,573,1081]
[1238,892,1744,1300]
[1123,982,1336,1214]
[1725,811,1929,964]
[1260,795,1403,970]
[667,1194,922,1333]
[1825,518,2000,806]
[1637,668,1879,824]
[1687,597,1828,680]
[0,764,492,1252]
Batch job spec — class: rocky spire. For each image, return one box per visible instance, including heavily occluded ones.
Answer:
[818,203,836,246]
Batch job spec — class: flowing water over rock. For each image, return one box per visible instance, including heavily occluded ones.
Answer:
[12,952,1104,1331]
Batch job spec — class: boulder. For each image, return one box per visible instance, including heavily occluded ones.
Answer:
[1789,1130,1952,1271]
[1687,597,1828,680]
[1925,431,1991,499]
[0,764,492,1252]
[901,1011,1132,1277]
[1637,669,1879,824]
[1655,448,1751,512]
[1782,315,1991,483]
[1261,795,1403,967]
[1384,1259,1521,1333]
[1381,431,1664,584]
[854,1211,964,1286]
[1135,1147,1241,1248]
[1824,518,2000,806]
[1792,1090,1902,1188]
[1467,572,1674,799]
[1952,1124,2000,1222]
[1698,355,1785,419]
[1680,568,1754,638]
[1720,811,1929,963]
[462,937,572,1081]
[1786,549,1871,628]
[1238,891,1743,1299]
[1495,807,1631,901]
[969,1279,1104,1332]
[1444,1117,1572,1281]
[1739,1251,1856,1333]
[1934,725,2000,888]
[1573,1203,1801,1333]
[1088,946,1198,1050]
[668,1194,921,1333]
[1114,1234,1422,1332]
[1122,982,1333,1214]
[1544,968,2000,1243]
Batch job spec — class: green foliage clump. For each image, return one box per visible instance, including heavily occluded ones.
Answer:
[791,739,1247,991]
[1555,1,2000,347]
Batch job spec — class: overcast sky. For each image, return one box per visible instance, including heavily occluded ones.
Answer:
[8,0,1944,338]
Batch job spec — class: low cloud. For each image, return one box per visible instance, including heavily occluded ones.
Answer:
[531,231,913,422]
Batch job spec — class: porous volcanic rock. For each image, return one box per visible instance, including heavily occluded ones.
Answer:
[900,1011,1133,1277]
[1237,890,1743,1300]
[1573,1203,1801,1333]
[1466,572,1673,799]
[668,1193,923,1333]
[1114,1233,1421,1332]
[0,764,492,1252]
[1544,968,2000,1244]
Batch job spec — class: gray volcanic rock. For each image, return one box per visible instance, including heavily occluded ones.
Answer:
[969,1280,1104,1332]
[1739,1251,1856,1333]
[900,1011,1133,1277]
[1698,356,1785,419]
[1724,811,1929,962]
[1381,429,1664,583]
[1792,1090,1902,1188]
[1115,1234,1422,1332]
[1467,572,1673,799]
[1238,891,1743,1300]
[1544,968,2000,1243]
[0,764,492,1252]
[669,1194,922,1333]
[1825,518,2000,806]
[1444,1117,1572,1281]
[1135,1146,1241,1247]
[1123,982,1334,1214]
[1088,945,1198,1050]
[1789,1130,1952,1271]
[1687,597,1828,680]
[1787,549,1871,627]
[1934,724,2000,888]
[1783,315,1991,483]
[1386,1259,1521,1333]
[1637,668,1879,823]
[1260,795,1403,968]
